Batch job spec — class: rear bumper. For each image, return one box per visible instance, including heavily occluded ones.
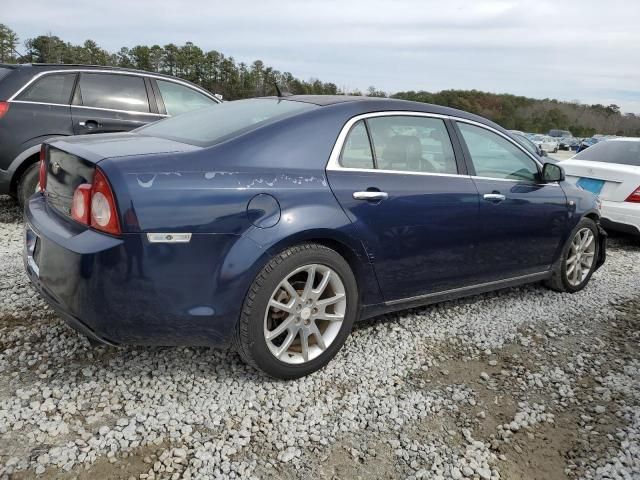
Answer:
[601,200,640,236]
[24,194,250,347]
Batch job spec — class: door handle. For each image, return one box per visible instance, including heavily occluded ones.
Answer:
[483,193,506,202]
[78,120,101,129]
[353,191,388,201]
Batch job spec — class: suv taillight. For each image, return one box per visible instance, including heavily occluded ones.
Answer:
[625,186,640,203]
[0,101,9,119]
[38,145,47,192]
[70,168,121,235]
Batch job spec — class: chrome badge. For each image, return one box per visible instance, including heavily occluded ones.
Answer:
[51,161,61,175]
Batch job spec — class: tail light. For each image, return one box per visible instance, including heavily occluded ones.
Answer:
[70,168,121,235]
[0,101,9,119]
[38,145,47,192]
[625,186,640,203]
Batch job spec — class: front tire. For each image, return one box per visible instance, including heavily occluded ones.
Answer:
[17,163,40,208]
[545,217,600,293]
[235,243,358,379]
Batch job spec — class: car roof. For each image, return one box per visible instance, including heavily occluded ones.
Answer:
[4,63,206,87]
[262,95,510,132]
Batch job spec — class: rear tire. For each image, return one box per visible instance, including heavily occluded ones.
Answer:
[17,163,40,208]
[234,243,358,379]
[545,217,600,293]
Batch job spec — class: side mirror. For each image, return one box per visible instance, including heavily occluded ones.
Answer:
[542,162,565,183]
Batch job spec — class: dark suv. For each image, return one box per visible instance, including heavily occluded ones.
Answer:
[0,64,221,205]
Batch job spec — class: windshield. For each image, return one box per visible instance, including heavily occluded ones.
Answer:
[573,140,640,166]
[137,98,318,147]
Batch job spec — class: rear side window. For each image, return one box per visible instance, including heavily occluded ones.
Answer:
[340,121,375,169]
[458,122,539,181]
[368,116,458,174]
[157,80,215,116]
[77,73,150,113]
[573,141,640,166]
[16,73,76,104]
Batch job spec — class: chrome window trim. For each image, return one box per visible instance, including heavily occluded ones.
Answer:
[9,99,168,117]
[7,68,221,104]
[326,111,548,179]
[326,111,457,177]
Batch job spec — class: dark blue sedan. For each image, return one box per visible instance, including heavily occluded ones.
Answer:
[24,96,606,379]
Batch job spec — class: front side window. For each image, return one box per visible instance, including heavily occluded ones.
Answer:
[157,80,216,116]
[340,120,375,169]
[367,116,458,174]
[458,122,539,182]
[17,73,76,104]
[77,73,150,113]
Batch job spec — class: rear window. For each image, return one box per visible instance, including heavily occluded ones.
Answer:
[573,140,640,166]
[17,73,76,104]
[137,98,318,147]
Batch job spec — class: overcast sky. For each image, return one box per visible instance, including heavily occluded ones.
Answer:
[5,0,640,113]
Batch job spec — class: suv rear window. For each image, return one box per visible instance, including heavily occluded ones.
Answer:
[77,73,150,113]
[137,98,317,147]
[16,73,76,104]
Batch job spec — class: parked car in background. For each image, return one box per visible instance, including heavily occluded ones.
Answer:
[549,129,573,138]
[557,136,579,151]
[577,137,601,153]
[0,63,221,206]
[24,95,606,379]
[531,134,559,153]
[560,138,640,236]
[509,130,549,159]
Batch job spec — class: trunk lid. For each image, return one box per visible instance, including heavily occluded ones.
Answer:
[561,159,640,202]
[44,132,200,218]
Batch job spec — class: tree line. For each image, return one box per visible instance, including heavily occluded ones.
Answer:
[1,24,638,136]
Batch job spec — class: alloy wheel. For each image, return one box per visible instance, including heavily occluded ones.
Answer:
[566,227,596,287]
[263,264,347,364]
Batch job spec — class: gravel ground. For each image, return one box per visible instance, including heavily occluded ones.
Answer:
[0,194,639,480]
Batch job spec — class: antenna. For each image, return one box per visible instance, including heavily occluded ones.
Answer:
[274,83,291,98]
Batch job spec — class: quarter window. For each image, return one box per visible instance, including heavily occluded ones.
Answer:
[340,120,375,169]
[17,73,76,104]
[77,73,150,113]
[157,80,215,116]
[367,116,458,174]
[457,123,539,182]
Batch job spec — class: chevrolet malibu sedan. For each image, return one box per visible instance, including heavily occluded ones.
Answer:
[24,96,606,379]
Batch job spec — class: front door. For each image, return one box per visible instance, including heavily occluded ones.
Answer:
[71,72,162,135]
[327,114,481,302]
[455,121,568,280]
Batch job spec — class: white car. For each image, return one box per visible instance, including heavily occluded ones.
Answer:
[531,134,559,153]
[559,138,640,235]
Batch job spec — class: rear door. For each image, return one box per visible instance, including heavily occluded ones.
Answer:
[326,113,481,302]
[71,72,163,134]
[455,121,568,280]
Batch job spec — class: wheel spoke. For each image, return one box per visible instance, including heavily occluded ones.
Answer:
[583,233,594,250]
[276,330,297,358]
[312,269,332,299]
[300,331,310,362]
[269,298,294,313]
[281,280,299,301]
[323,313,345,322]
[301,265,316,299]
[316,292,345,307]
[310,323,326,351]
[567,254,577,265]
[567,262,576,276]
[266,315,295,340]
